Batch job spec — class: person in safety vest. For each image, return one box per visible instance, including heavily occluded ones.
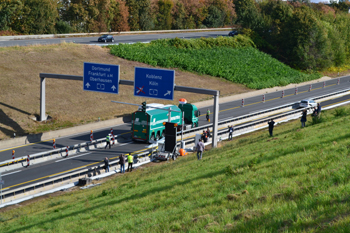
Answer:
[105,134,111,149]
[206,109,210,122]
[127,153,133,172]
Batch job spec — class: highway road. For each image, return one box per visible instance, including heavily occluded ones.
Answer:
[0,31,229,47]
[1,75,350,191]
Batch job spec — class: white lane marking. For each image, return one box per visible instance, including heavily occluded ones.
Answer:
[2,170,22,176]
[56,152,91,163]
[117,142,133,146]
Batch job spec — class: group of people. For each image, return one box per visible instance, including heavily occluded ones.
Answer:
[302,103,321,128]
[268,103,322,136]
[103,153,134,174]
[201,128,211,142]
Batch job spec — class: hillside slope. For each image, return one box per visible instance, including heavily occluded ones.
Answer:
[1,106,350,232]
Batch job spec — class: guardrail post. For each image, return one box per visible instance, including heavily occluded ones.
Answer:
[26,155,30,167]
[309,84,312,92]
[323,81,326,88]
[110,128,115,145]
[66,146,69,157]
[295,87,298,95]
[338,78,340,85]
[53,139,56,149]
[90,130,93,142]
[262,95,265,103]
[281,90,284,98]
[241,99,244,107]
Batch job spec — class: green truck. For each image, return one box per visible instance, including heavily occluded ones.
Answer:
[131,103,200,142]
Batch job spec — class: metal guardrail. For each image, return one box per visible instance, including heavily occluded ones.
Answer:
[0,147,157,200]
[0,138,107,168]
[179,87,350,137]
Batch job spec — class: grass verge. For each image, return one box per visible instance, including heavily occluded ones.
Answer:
[1,105,350,232]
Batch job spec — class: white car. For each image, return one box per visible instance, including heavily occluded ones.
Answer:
[299,99,317,108]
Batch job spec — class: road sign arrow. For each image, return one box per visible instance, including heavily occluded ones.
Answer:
[111,85,116,91]
[85,82,90,88]
[164,90,171,96]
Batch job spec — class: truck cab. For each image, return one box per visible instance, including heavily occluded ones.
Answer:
[178,103,199,128]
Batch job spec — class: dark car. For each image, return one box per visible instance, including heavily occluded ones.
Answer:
[228,30,239,37]
[98,35,115,43]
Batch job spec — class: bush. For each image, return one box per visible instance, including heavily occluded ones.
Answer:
[333,108,348,117]
[55,21,72,34]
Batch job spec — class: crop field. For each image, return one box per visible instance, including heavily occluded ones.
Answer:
[110,37,321,89]
[1,105,350,232]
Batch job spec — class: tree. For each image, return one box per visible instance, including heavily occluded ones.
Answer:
[156,0,173,30]
[111,0,130,32]
[0,0,23,32]
[233,0,264,31]
[172,1,186,29]
[203,5,226,28]
[17,0,58,34]
[125,0,152,31]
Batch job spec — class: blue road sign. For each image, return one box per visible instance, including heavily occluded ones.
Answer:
[134,67,175,101]
[83,62,119,94]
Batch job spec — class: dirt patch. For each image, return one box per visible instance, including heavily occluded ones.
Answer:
[0,43,250,140]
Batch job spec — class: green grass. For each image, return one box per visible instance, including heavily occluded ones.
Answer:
[109,37,321,89]
[2,106,350,232]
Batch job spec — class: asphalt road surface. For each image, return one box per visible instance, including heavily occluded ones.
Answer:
[0,31,229,47]
[1,75,350,191]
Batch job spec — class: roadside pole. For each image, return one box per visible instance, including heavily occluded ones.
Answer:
[212,92,219,148]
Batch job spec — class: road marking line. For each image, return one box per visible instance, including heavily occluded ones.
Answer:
[56,152,91,162]
[0,139,52,153]
[2,170,22,176]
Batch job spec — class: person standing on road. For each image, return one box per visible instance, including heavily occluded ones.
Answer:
[267,119,275,137]
[206,109,210,122]
[119,154,125,173]
[228,125,234,141]
[196,139,205,160]
[301,109,307,128]
[104,157,110,172]
[105,134,111,149]
[127,153,133,172]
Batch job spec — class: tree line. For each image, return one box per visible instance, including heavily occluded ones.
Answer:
[1,0,350,72]
[234,0,350,71]
[0,0,235,35]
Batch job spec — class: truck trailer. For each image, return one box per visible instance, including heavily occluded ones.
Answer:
[131,103,199,142]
